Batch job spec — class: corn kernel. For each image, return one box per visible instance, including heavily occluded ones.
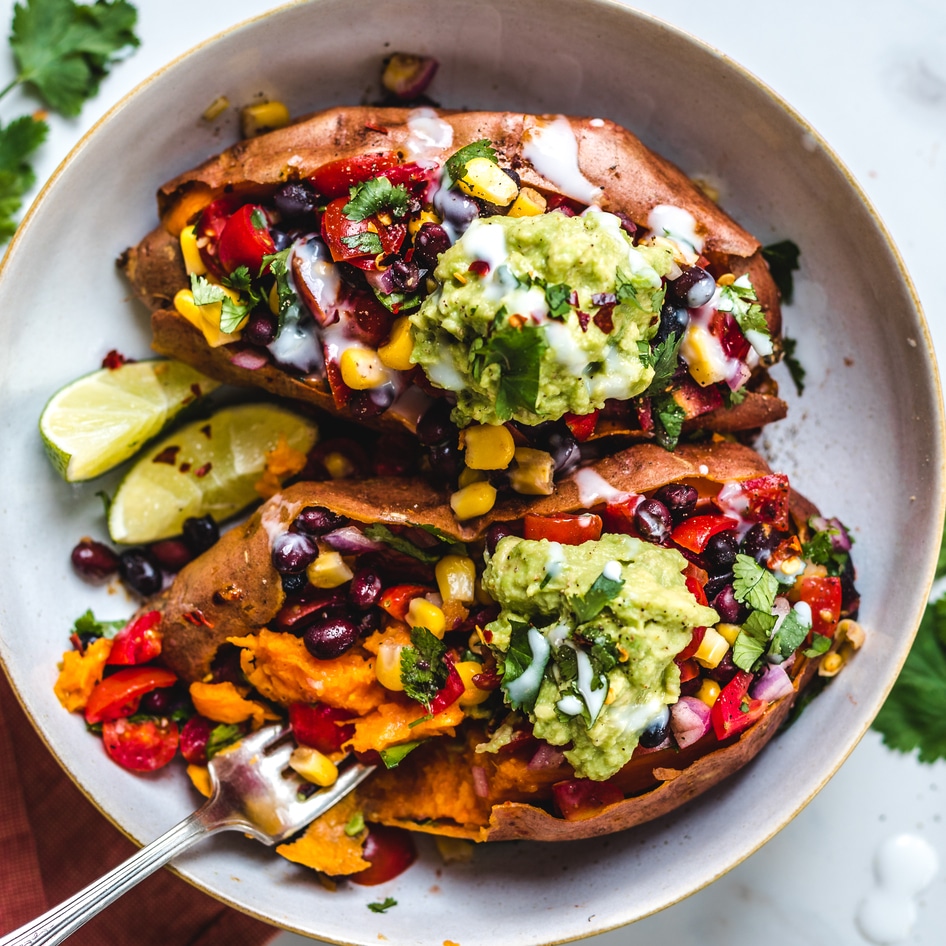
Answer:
[289,746,339,787]
[406,598,446,638]
[375,640,406,690]
[436,555,477,604]
[695,678,721,707]
[715,623,742,646]
[818,652,844,677]
[456,157,518,206]
[202,95,230,121]
[508,447,555,495]
[717,273,736,287]
[462,424,516,470]
[454,660,490,706]
[837,619,865,650]
[268,282,280,315]
[241,100,290,138]
[306,550,354,588]
[323,452,355,480]
[507,186,547,218]
[457,466,486,488]
[450,481,497,520]
[339,347,387,389]
[680,324,729,386]
[693,627,730,669]
[173,288,244,348]
[409,209,441,236]
[179,225,207,276]
[378,317,415,371]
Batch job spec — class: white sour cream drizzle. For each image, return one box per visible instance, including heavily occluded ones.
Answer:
[505,628,551,705]
[522,115,602,205]
[544,541,565,580]
[403,107,454,160]
[555,646,608,725]
[602,559,622,582]
[647,204,705,254]
[571,467,636,508]
[856,834,940,944]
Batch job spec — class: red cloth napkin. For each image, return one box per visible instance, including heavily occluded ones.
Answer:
[0,671,278,945]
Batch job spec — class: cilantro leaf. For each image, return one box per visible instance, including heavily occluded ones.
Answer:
[569,572,625,623]
[873,596,946,762]
[732,554,779,613]
[205,723,243,760]
[475,323,547,421]
[368,897,397,914]
[379,741,422,768]
[732,609,777,671]
[802,523,849,577]
[762,239,801,304]
[400,626,448,710]
[11,0,140,118]
[544,282,573,319]
[641,334,683,397]
[769,608,811,662]
[190,274,250,333]
[341,231,383,255]
[501,619,551,712]
[652,392,685,450]
[803,633,832,658]
[344,810,366,837]
[782,336,806,396]
[343,176,409,222]
[70,608,125,640]
[444,139,497,183]
[719,282,769,336]
[0,115,48,240]
[362,523,452,564]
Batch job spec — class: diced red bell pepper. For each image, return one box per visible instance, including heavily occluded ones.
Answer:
[217,203,276,275]
[563,410,599,442]
[799,575,842,638]
[523,513,603,546]
[429,659,465,715]
[601,497,640,536]
[195,195,243,275]
[349,824,418,885]
[634,398,654,433]
[289,702,355,754]
[106,610,163,665]
[552,778,624,821]
[672,514,739,554]
[321,196,406,263]
[84,667,178,724]
[309,151,401,199]
[710,670,766,740]
[102,717,179,772]
[677,626,707,662]
[675,656,701,683]
[740,473,791,530]
[672,376,724,418]
[379,584,433,621]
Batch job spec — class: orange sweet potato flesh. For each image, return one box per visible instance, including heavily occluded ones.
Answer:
[157,441,823,846]
[119,107,785,436]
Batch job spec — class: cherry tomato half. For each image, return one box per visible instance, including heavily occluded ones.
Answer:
[523,513,603,546]
[552,778,623,821]
[102,717,179,772]
[309,151,401,199]
[289,702,355,754]
[217,204,276,275]
[671,514,739,554]
[195,195,242,276]
[739,473,791,530]
[321,197,406,263]
[710,670,766,741]
[106,610,163,666]
[349,825,417,886]
[84,666,177,724]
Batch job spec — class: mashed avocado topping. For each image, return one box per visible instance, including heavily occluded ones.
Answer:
[409,211,673,427]
[481,533,718,781]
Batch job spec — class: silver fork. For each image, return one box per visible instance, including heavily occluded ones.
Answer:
[0,725,375,946]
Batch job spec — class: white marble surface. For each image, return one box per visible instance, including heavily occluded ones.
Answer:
[3,1,944,944]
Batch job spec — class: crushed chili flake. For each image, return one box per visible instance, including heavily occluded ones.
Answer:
[195,463,213,478]
[153,446,181,465]
[576,311,591,333]
[182,609,214,628]
[179,462,191,473]
[200,424,212,439]
[101,349,129,370]
[593,306,615,334]
[364,121,389,134]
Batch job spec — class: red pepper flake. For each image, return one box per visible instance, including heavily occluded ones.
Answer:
[187,382,204,402]
[391,302,401,314]
[200,424,212,439]
[468,259,490,277]
[101,349,129,370]
[182,609,214,628]
[593,305,615,334]
[471,669,501,690]
[364,121,389,134]
[179,462,191,473]
[481,628,493,643]
[153,446,180,465]
[576,311,591,333]
[194,463,212,478]
[69,632,84,654]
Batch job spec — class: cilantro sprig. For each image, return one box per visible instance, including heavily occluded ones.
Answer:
[569,571,625,623]
[70,608,125,640]
[469,322,547,421]
[343,176,410,222]
[444,138,497,184]
[761,239,801,305]
[400,626,449,710]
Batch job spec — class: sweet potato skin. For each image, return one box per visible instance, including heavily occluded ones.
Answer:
[121,107,785,433]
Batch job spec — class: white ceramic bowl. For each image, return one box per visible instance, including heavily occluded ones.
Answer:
[0,1,942,944]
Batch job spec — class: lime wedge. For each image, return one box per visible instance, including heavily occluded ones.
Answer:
[39,359,221,482]
[107,403,319,544]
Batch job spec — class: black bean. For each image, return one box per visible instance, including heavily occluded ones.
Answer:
[118,548,163,597]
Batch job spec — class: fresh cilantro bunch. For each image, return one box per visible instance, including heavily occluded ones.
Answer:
[0,0,140,242]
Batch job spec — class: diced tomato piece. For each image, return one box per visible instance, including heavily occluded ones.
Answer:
[552,778,623,821]
[321,196,406,263]
[709,310,751,362]
[523,513,603,546]
[740,473,791,530]
[672,376,724,418]
[180,714,214,765]
[217,204,276,275]
[634,398,654,433]
[289,702,355,754]
[349,824,417,885]
[685,576,709,609]
[379,584,433,621]
[677,626,707,661]
[675,656,701,683]
[429,659,465,715]
[102,717,179,772]
[710,670,766,740]
[563,410,599,442]
[671,514,739,554]
[195,195,243,275]
[601,497,640,536]
[799,576,842,638]
[309,151,401,199]
[84,667,178,724]
[106,610,163,665]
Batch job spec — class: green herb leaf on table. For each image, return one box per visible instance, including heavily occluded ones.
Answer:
[0,114,47,240]
[10,0,140,117]
[781,336,807,396]
[70,608,125,640]
[761,239,801,305]
[368,897,397,914]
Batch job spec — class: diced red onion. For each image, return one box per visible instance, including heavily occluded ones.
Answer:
[471,764,489,799]
[364,266,397,294]
[321,526,385,554]
[750,663,794,702]
[670,696,711,749]
[725,360,752,392]
[382,54,439,100]
[229,349,269,370]
[527,743,566,770]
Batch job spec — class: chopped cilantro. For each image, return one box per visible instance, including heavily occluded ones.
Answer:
[444,138,498,183]
[769,608,811,662]
[544,282,573,319]
[70,608,125,640]
[803,633,832,658]
[762,240,801,305]
[569,572,625,623]
[501,620,548,711]
[379,741,422,768]
[732,554,779,613]
[781,336,806,396]
[344,810,366,836]
[250,207,266,230]
[0,115,47,241]
[368,897,397,914]
[222,265,253,294]
[802,523,849,576]
[343,176,410,222]
[719,282,769,337]
[641,334,683,397]
[473,323,547,421]
[362,523,446,563]
[205,723,243,759]
[732,609,777,671]
[400,626,449,710]
[341,231,383,255]
[652,392,685,450]
[261,246,296,317]
[553,644,578,683]
[589,637,619,675]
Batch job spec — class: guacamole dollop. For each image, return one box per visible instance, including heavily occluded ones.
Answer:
[409,211,673,427]
[481,532,718,781]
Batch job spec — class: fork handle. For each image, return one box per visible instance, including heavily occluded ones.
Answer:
[0,809,218,946]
